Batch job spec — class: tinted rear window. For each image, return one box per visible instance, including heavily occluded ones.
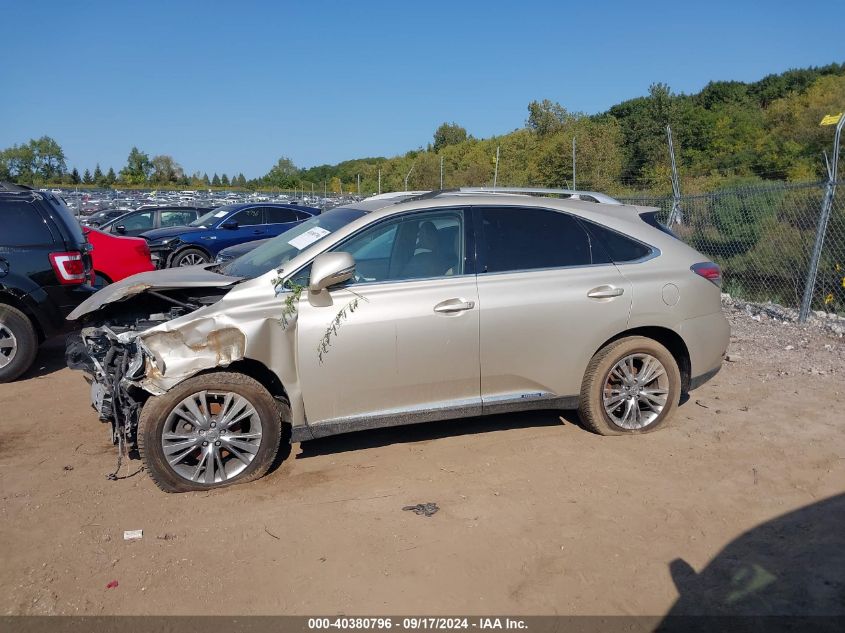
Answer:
[0,200,56,246]
[581,220,652,263]
[47,194,86,245]
[479,207,600,272]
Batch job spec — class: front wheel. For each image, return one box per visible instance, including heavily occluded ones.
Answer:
[170,248,209,268]
[138,372,287,492]
[578,336,681,435]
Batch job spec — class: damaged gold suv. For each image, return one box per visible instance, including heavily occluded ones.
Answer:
[66,189,729,492]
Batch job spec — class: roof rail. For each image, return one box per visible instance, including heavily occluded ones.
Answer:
[457,187,622,205]
[0,182,35,193]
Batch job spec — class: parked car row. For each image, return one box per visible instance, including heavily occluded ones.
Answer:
[1,183,317,379]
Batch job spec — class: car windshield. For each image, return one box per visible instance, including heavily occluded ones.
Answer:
[221,207,367,279]
[190,205,231,228]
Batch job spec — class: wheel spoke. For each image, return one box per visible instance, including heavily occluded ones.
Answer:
[0,339,14,350]
[204,449,216,484]
[182,393,209,428]
[224,436,260,455]
[218,395,252,428]
[226,443,252,465]
[213,447,227,482]
[604,391,627,411]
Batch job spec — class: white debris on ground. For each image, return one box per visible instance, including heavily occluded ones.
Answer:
[721,294,845,377]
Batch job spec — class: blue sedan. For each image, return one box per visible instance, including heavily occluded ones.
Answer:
[140,203,319,267]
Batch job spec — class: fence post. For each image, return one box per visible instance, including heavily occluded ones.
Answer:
[666,125,683,226]
[799,113,844,322]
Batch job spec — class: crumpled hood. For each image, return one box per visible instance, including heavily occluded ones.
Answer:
[140,225,207,242]
[67,265,242,320]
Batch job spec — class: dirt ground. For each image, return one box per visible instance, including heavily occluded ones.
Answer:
[0,307,843,616]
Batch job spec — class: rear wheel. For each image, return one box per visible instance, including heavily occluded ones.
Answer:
[170,248,209,268]
[0,304,38,383]
[578,336,681,435]
[138,372,287,492]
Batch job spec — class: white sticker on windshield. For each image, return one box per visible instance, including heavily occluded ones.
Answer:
[214,210,229,217]
[288,226,331,250]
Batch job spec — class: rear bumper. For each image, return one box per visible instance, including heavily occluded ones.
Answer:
[677,311,730,384]
[689,363,721,391]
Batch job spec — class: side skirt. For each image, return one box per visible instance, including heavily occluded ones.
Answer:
[290,394,580,443]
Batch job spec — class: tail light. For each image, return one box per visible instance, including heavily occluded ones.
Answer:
[49,251,87,285]
[691,262,722,287]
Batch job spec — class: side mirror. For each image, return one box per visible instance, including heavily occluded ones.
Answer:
[115,225,126,234]
[309,252,355,292]
[221,220,239,230]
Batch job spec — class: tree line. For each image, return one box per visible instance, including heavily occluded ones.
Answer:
[2,63,843,194]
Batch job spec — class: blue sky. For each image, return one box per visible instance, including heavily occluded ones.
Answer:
[1,0,842,178]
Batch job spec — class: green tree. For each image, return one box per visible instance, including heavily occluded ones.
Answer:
[70,167,81,184]
[527,99,575,136]
[221,173,230,186]
[211,173,221,186]
[93,164,104,185]
[264,157,299,188]
[151,155,183,184]
[119,147,153,185]
[105,167,116,185]
[433,123,468,152]
[82,168,93,184]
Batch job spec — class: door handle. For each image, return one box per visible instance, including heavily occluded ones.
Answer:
[587,285,624,299]
[433,298,476,313]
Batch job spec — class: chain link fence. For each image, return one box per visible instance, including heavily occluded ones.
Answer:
[619,180,845,314]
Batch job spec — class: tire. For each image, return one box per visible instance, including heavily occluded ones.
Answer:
[170,248,209,268]
[93,272,111,289]
[0,304,39,383]
[578,336,681,436]
[138,372,288,493]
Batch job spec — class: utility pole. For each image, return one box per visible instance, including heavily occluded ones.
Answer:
[404,164,415,190]
[378,169,381,195]
[492,145,500,190]
[572,137,576,190]
[357,173,361,196]
[666,125,683,226]
[440,155,444,190]
[800,111,844,322]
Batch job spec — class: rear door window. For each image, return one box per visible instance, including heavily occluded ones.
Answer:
[264,207,301,224]
[477,207,599,273]
[0,201,55,246]
[119,211,154,232]
[231,207,263,226]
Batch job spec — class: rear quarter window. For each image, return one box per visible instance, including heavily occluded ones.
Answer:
[0,200,56,246]
[581,220,653,263]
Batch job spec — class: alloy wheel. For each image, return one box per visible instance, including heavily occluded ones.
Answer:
[161,390,263,484]
[602,353,669,430]
[0,324,17,369]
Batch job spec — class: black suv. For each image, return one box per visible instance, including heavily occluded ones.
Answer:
[0,183,95,382]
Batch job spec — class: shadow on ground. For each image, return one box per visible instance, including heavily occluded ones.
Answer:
[662,493,845,625]
[16,336,69,381]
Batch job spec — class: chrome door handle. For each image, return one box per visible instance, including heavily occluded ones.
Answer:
[433,298,476,313]
[587,285,624,299]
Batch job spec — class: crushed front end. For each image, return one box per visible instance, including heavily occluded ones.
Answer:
[64,267,243,465]
[66,310,183,457]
